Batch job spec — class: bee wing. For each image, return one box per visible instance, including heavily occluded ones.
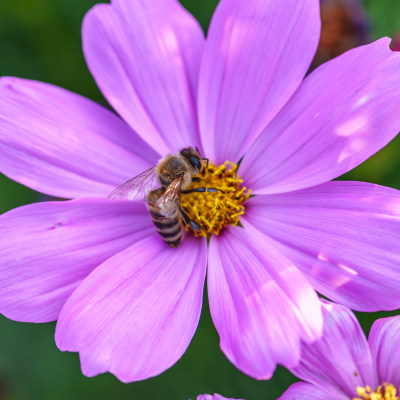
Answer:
[156,177,182,216]
[108,166,158,200]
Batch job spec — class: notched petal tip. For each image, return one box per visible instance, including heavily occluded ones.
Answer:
[55,235,207,382]
[245,182,400,312]
[0,76,16,90]
[0,199,152,323]
[0,77,156,198]
[82,0,204,156]
[207,224,323,380]
[242,37,400,195]
[198,0,321,163]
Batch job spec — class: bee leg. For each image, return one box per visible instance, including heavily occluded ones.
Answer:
[181,187,224,194]
[179,207,202,231]
[202,158,209,168]
[191,177,201,182]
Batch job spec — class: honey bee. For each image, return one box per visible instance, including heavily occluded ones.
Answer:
[108,147,217,247]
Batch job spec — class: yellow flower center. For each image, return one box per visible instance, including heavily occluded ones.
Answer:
[354,383,399,400]
[181,161,251,238]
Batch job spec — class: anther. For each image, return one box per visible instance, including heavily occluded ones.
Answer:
[180,161,251,238]
[354,383,399,400]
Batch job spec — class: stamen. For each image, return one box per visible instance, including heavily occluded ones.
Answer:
[181,161,251,238]
[354,383,399,400]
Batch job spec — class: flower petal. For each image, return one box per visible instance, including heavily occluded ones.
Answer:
[83,0,204,155]
[241,38,400,194]
[0,199,154,323]
[207,224,322,379]
[198,0,320,163]
[291,301,377,398]
[278,382,349,400]
[368,316,400,385]
[55,235,207,382]
[197,395,244,400]
[0,77,157,198]
[245,181,400,311]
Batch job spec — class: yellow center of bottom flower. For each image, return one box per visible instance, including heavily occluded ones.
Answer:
[181,161,251,238]
[354,383,399,400]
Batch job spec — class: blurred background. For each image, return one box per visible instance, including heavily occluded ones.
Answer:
[0,0,399,399]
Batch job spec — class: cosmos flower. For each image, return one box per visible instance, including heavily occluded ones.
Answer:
[279,301,400,400]
[1,0,400,383]
[196,395,243,400]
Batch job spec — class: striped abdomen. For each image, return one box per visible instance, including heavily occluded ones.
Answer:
[146,188,182,247]
[149,210,182,247]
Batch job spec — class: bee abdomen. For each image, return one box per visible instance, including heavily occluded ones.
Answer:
[150,212,182,247]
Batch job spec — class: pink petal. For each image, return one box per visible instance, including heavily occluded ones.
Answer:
[241,38,400,194]
[55,235,207,382]
[207,224,322,379]
[291,301,377,398]
[197,395,244,400]
[245,181,400,311]
[83,0,204,155]
[278,382,349,400]
[0,77,157,199]
[198,0,320,163]
[368,316,400,385]
[0,199,154,322]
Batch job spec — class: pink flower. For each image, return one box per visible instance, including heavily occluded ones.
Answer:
[279,301,400,400]
[196,395,243,400]
[1,0,400,383]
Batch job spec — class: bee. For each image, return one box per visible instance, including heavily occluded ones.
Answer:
[108,147,218,247]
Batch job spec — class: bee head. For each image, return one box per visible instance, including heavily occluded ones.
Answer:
[180,147,203,173]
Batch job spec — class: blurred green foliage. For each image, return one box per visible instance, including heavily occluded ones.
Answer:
[0,1,399,399]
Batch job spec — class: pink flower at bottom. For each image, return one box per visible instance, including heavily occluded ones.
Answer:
[197,395,243,400]
[1,0,400,383]
[279,302,400,400]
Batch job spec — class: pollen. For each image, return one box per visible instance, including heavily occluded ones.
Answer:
[354,383,399,400]
[181,161,251,238]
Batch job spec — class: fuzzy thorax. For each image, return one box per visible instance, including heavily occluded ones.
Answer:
[181,161,251,238]
[354,384,399,400]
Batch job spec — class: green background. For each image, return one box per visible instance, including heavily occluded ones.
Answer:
[0,1,399,399]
